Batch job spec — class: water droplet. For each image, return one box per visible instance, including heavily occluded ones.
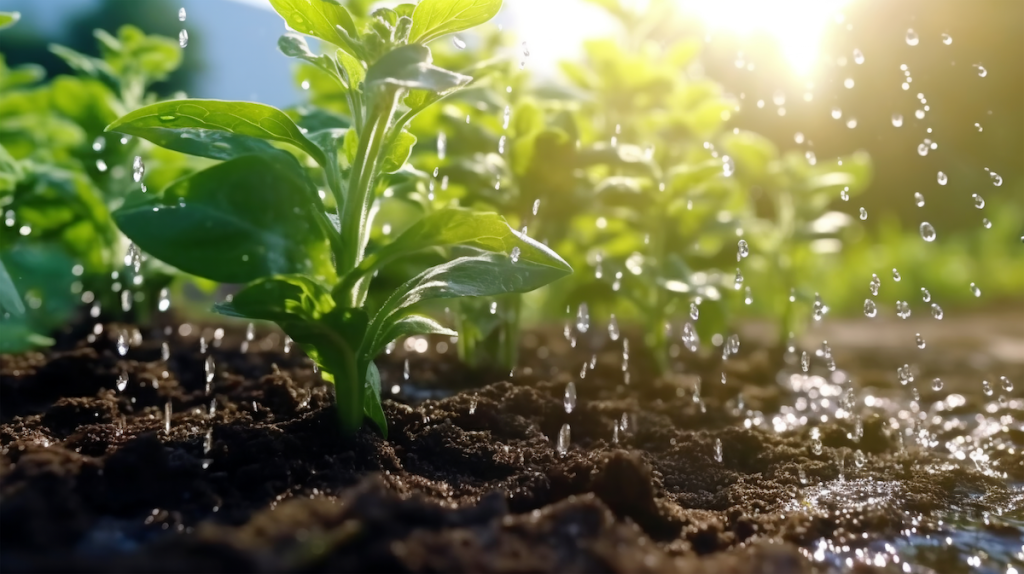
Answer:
[608,314,620,341]
[403,358,410,381]
[844,78,855,90]
[510,246,520,263]
[810,436,823,456]
[920,222,936,242]
[831,107,842,120]
[859,207,868,220]
[915,333,926,349]
[690,301,699,321]
[204,354,215,389]
[116,332,129,356]
[116,373,128,392]
[989,171,1002,186]
[575,303,590,333]
[854,449,865,468]
[743,286,753,305]
[612,421,619,444]
[179,29,188,48]
[96,159,108,172]
[564,382,577,413]
[969,282,981,297]
[178,7,186,21]
[714,438,723,463]
[937,171,947,185]
[973,64,987,77]
[502,105,511,130]
[853,48,864,64]
[469,397,477,414]
[158,287,170,312]
[863,298,877,317]
[931,303,944,320]
[209,397,217,418]
[737,239,749,261]
[805,150,816,165]
[452,36,466,49]
[920,288,931,302]
[132,155,145,183]
[734,268,744,289]
[982,380,993,396]
[92,136,106,152]
[1000,376,1013,392]
[164,400,173,434]
[436,132,446,159]
[917,143,929,156]
[890,113,903,128]
[121,289,132,312]
[840,188,849,201]
[941,33,952,45]
[160,341,170,362]
[896,300,911,319]
[914,192,925,207]
[898,364,913,385]
[812,293,828,321]
[931,378,943,391]
[982,217,992,229]
[556,423,570,456]
[906,28,919,46]
[801,351,810,373]
[892,268,901,282]
[682,322,699,352]
[869,274,880,296]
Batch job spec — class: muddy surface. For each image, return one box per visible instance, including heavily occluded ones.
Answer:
[1,314,1022,573]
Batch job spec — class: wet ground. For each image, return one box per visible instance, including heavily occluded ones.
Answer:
[1,312,1022,573]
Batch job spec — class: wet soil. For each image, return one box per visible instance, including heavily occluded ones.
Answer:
[1,314,1022,573]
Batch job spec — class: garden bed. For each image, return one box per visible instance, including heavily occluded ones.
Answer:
[2,312,1022,573]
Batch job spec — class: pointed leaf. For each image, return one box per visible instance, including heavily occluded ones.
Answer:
[373,314,456,358]
[0,258,25,316]
[381,130,416,173]
[365,44,470,92]
[106,99,326,166]
[278,32,339,79]
[113,153,333,284]
[268,0,359,53]
[363,361,388,437]
[336,48,366,89]
[409,0,502,45]
[228,275,335,323]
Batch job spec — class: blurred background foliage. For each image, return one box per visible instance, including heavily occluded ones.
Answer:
[0,0,1021,357]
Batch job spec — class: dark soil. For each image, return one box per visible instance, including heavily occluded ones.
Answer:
[1,315,1022,573]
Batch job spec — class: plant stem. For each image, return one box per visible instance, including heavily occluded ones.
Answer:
[338,87,399,306]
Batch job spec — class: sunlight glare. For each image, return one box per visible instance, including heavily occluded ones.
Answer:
[677,0,852,76]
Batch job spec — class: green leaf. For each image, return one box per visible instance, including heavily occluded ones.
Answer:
[268,0,359,54]
[336,48,366,90]
[105,99,327,166]
[363,361,387,437]
[228,275,335,323]
[278,33,340,79]
[307,128,347,199]
[0,257,25,316]
[375,314,456,358]
[363,252,571,358]
[381,130,416,173]
[48,44,119,89]
[409,0,502,45]
[0,11,20,30]
[365,44,470,92]
[113,152,334,284]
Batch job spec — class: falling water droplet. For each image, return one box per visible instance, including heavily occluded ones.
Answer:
[970,194,985,209]
[810,436,823,456]
[690,301,699,321]
[452,36,466,49]
[898,364,912,385]
[92,136,106,152]
[736,239,749,261]
[116,373,128,392]
[859,207,868,220]
[179,29,188,48]
[1000,376,1013,392]
[734,268,744,289]
[969,282,981,297]
[892,268,901,282]
[178,7,186,21]
[905,29,919,46]
[853,48,864,64]
[403,358,410,381]
[891,113,903,127]
[989,171,1003,186]
[869,274,880,296]
[916,333,926,349]
[937,171,947,185]
[931,303,944,320]
[920,288,931,302]
[919,222,936,242]
[160,341,170,362]
[801,351,810,373]
[941,33,952,45]
[132,156,145,183]
[831,107,842,120]
[556,423,570,456]
[502,105,511,130]
[973,64,987,77]
[914,192,925,207]
[714,438,723,463]
[575,303,590,333]
[158,287,170,311]
[863,299,877,318]
[564,382,577,413]
[744,286,753,305]
[608,314,620,341]
[510,246,520,263]
[896,300,911,319]
[931,378,943,391]
[982,217,992,229]
[982,380,993,396]
[682,322,699,352]
[854,449,865,468]
[116,332,129,356]
[121,289,132,312]
[164,401,172,434]
[436,132,446,159]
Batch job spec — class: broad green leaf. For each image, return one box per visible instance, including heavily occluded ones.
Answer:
[365,44,470,92]
[363,361,387,436]
[106,99,327,166]
[228,275,335,323]
[381,130,416,173]
[49,44,119,89]
[352,208,567,282]
[342,128,359,167]
[373,314,456,358]
[364,252,571,357]
[409,0,502,45]
[268,0,359,54]
[0,258,25,316]
[307,128,347,199]
[0,11,20,30]
[113,152,333,284]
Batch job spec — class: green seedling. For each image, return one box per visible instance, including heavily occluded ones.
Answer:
[106,0,571,436]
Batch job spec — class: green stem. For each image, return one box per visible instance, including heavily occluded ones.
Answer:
[339,87,399,306]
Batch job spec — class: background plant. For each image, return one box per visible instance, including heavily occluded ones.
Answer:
[106,0,571,436]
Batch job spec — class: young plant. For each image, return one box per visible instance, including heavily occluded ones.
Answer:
[106,0,571,436]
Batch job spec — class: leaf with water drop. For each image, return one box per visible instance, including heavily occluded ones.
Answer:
[114,153,334,284]
[106,99,326,166]
[365,44,471,93]
[408,0,502,45]
[267,0,359,55]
